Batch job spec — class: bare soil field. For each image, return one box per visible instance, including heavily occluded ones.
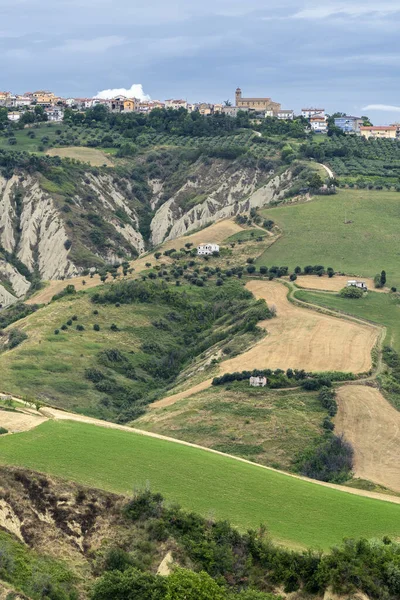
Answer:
[46,147,113,166]
[27,219,244,305]
[293,275,382,293]
[0,410,47,433]
[220,280,378,375]
[336,385,400,493]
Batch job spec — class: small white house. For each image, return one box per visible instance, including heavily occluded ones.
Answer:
[197,243,220,256]
[7,112,20,122]
[347,280,367,290]
[250,376,267,387]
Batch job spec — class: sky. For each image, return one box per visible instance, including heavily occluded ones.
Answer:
[1,0,400,123]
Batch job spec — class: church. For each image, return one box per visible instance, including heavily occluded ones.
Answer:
[235,88,281,115]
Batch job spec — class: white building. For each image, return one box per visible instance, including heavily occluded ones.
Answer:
[197,243,220,256]
[250,376,267,387]
[277,109,294,120]
[7,112,21,122]
[347,280,367,290]
[302,108,325,119]
[45,107,64,122]
[165,99,188,110]
[310,116,327,133]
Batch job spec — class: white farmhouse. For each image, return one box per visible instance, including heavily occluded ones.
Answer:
[197,243,220,256]
[250,376,267,387]
[347,280,367,290]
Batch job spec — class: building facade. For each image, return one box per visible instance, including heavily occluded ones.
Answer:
[334,116,363,134]
[302,108,325,119]
[310,116,327,133]
[360,126,397,139]
[249,376,267,387]
[197,243,220,256]
[235,88,281,115]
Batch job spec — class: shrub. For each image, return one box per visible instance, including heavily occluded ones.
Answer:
[76,324,85,331]
[93,324,100,331]
[0,427,8,435]
[54,329,60,335]
[61,324,68,331]
[290,273,297,281]
[7,328,28,349]
[339,286,364,299]
[297,434,354,483]
[110,323,119,331]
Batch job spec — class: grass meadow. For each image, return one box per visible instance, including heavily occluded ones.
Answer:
[0,420,399,549]
[257,190,400,287]
[136,385,327,470]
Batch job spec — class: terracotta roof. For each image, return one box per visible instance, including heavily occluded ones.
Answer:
[360,126,397,131]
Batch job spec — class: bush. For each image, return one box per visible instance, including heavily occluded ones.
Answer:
[110,323,119,331]
[93,324,100,331]
[76,324,85,331]
[7,328,28,349]
[54,329,60,335]
[297,434,354,483]
[0,427,8,435]
[290,273,297,281]
[339,286,364,299]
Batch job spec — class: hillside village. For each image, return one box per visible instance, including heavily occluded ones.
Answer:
[2,86,400,138]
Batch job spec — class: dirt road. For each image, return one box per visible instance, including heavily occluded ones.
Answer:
[293,275,380,293]
[336,386,400,493]
[0,410,47,433]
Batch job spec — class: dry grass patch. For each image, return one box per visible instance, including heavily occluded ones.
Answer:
[335,385,400,493]
[46,146,113,166]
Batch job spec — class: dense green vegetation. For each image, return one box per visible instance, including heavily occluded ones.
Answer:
[0,529,77,599]
[1,420,400,550]
[0,280,270,420]
[258,189,400,286]
[301,135,400,187]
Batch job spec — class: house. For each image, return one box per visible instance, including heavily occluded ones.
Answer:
[7,112,21,122]
[235,88,281,115]
[334,116,363,134]
[250,376,267,387]
[277,109,294,120]
[45,107,64,122]
[222,106,249,117]
[197,102,213,115]
[109,96,137,112]
[165,99,187,110]
[0,91,11,106]
[347,280,367,290]
[302,108,325,119]
[32,90,57,106]
[197,243,220,256]
[310,116,327,133]
[360,126,397,140]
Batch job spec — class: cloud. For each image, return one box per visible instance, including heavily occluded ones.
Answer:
[362,104,400,112]
[59,36,125,53]
[94,84,150,100]
[292,3,400,19]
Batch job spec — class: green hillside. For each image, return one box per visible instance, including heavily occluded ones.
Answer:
[1,420,400,549]
[257,189,400,287]
[0,279,268,421]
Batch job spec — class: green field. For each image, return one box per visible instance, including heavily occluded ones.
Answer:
[0,420,400,549]
[294,289,400,352]
[257,190,400,287]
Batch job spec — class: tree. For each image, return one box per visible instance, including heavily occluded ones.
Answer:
[380,270,387,287]
[361,115,373,126]
[166,568,225,600]
[92,568,166,600]
[290,273,297,281]
[339,286,364,299]
[224,99,232,106]
[294,266,302,274]
[246,265,256,274]
[308,172,324,191]
[259,266,268,275]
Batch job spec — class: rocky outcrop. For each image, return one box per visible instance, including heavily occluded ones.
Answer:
[151,167,291,246]
[0,260,30,298]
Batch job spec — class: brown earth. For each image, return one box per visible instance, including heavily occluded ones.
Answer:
[151,280,379,409]
[221,280,377,374]
[293,275,384,293]
[27,219,244,305]
[0,409,47,433]
[46,147,114,166]
[335,385,400,493]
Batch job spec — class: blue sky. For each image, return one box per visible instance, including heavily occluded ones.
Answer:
[1,0,400,123]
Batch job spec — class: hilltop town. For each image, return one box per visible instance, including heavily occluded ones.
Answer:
[1,87,400,138]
